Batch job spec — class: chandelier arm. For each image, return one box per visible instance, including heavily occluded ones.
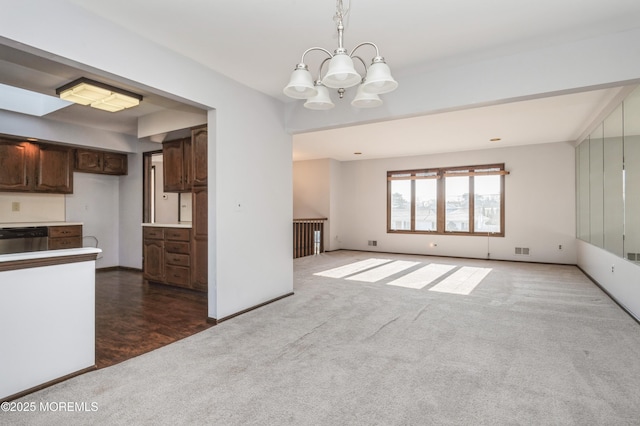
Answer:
[316,57,332,81]
[350,42,381,60]
[300,47,333,64]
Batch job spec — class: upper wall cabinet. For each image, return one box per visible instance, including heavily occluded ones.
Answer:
[75,148,128,175]
[163,137,192,192]
[0,139,73,194]
[191,127,207,187]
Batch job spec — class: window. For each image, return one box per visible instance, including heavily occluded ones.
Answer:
[387,164,506,236]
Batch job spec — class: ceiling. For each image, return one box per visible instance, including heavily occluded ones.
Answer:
[0,44,205,137]
[3,0,640,158]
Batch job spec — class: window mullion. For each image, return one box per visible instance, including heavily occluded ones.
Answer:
[469,175,475,234]
[437,171,445,232]
[411,178,416,231]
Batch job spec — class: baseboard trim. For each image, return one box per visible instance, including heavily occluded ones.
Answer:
[577,266,640,325]
[1,365,97,403]
[96,266,143,272]
[320,248,575,267]
[208,292,295,325]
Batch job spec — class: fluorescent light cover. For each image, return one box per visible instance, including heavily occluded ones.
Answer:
[59,83,111,105]
[56,78,143,112]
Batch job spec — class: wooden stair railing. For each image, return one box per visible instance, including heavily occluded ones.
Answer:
[293,218,327,259]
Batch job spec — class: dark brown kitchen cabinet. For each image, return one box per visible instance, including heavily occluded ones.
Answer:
[0,139,73,194]
[163,138,192,192]
[75,149,128,175]
[48,225,83,250]
[191,186,208,291]
[143,227,165,282]
[191,127,207,187]
[143,226,192,289]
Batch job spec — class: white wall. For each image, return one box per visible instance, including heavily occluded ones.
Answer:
[328,158,342,252]
[0,193,65,223]
[577,240,640,320]
[0,257,96,400]
[118,147,154,270]
[293,159,330,219]
[2,0,293,320]
[151,160,179,224]
[337,142,576,264]
[293,158,341,251]
[65,173,119,268]
[0,109,139,153]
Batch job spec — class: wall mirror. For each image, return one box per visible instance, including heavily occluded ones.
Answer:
[577,86,640,264]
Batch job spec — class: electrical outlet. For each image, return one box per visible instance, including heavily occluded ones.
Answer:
[11,202,20,212]
[558,244,563,250]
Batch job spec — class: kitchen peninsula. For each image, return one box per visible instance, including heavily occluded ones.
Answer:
[0,246,101,402]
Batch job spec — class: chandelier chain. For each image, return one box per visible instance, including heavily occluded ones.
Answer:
[334,0,350,24]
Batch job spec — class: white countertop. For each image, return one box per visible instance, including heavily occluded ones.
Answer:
[0,247,101,263]
[142,222,192,228]
[0,222,83,229]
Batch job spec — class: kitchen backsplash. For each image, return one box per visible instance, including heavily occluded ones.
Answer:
[0,193,65,223]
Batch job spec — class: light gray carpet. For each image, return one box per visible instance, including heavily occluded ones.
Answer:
[5,251,640,425]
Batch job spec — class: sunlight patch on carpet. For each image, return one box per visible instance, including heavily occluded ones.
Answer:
[346,260,420,283]
[314,258,392,278]
[387,263,456,289]
[428,266,492,295]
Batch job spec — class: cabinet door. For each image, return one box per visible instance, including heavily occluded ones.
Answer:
[0,140,32,191]
[162,140,185,192]
[191,186,208,291]
[143,239,164,281]
[34,144,73,193]
[75,150,102,173]
[183,137,192,191]
[103,152,128,175]
[192,127,207,187]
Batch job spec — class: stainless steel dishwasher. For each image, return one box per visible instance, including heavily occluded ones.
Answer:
[0,226,49,254]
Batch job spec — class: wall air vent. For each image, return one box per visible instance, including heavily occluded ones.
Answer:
[515,247,530,256]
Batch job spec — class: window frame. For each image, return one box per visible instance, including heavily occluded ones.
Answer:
[387,163,506,237]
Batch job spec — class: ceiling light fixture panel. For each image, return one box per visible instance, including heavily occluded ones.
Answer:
[56,77,142,112]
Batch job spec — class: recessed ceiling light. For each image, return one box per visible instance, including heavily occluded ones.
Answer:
[490,138,501,142]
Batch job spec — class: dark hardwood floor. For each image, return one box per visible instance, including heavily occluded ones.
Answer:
[95,269,212,369]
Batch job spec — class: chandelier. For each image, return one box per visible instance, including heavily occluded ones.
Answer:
[283,0,398,110]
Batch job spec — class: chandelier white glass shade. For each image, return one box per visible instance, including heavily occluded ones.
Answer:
[304,82,335,110]
[283,0,397,110]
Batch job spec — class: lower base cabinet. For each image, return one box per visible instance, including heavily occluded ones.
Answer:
[48,225,82,250]
[143,226,199,291]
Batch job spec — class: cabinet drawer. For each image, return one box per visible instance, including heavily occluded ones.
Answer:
[143,227,164,240]
[165,253,190,267]
[164,241,190,254]
[49,237,82,250]
[49,225,82,238]
[165,228,190,241]
[165,265,190,287]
